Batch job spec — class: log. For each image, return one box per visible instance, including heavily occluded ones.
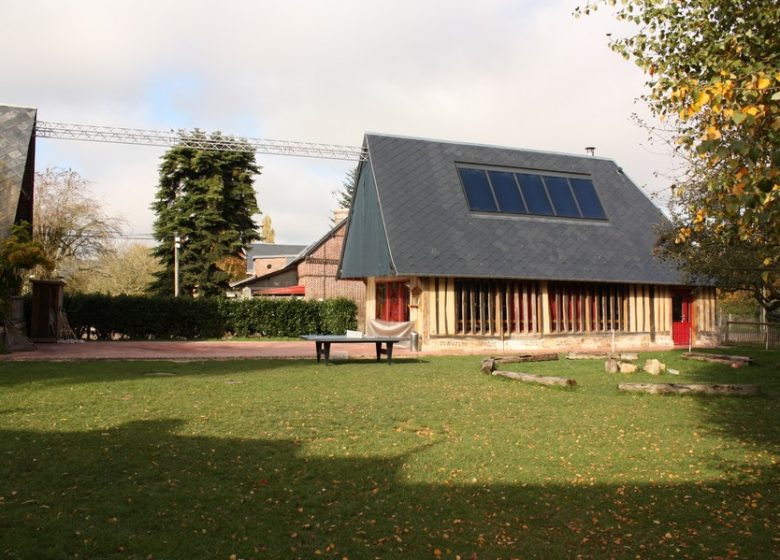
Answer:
[492,370,577,387]
[481,353,559,374]
[682,352,753,365]
[567,352,608,360]
[481,358,497,375]
[618,382,761,396]
[495,353,559,364]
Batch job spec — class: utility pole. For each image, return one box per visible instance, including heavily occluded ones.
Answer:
[174,234,181,297]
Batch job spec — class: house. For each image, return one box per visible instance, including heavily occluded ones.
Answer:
[232,218,366,327]
[338,133,717,351]
[245,242,307,279]
[0,105,36,239]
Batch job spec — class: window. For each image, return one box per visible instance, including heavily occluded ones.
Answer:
[458,165,607,221]
[543,176,580,218]
[570,178,607,219]
[488,171,527,214]
[517,174,553,215]
[459,168,497,212]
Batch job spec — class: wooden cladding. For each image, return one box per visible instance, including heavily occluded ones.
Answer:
[548,282,629,333]
[453,279,541,336]
[423,277,710,339]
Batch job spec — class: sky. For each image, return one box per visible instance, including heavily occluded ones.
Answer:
[3,0,678,246]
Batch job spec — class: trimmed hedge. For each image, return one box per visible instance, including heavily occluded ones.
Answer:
[55,294,357,340]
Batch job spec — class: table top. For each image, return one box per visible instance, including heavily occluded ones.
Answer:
[301,335,402,343]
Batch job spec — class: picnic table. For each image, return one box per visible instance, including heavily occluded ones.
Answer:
[300,334,402,365]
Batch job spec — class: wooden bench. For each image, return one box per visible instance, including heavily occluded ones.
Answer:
[301,335,402,365]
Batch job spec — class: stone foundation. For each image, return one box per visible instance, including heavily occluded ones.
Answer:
[423,332,687,353]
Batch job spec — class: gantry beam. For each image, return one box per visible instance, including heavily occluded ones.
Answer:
[35,121,366,161]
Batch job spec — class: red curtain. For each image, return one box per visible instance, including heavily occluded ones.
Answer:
[376,281,409,322]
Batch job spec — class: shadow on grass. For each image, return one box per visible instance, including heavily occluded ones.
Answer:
[681,348,780,453]
[0,357,430,388]
[1,418,778,559]
[0,359,307,388]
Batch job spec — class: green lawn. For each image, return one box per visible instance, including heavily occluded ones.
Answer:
[1,350,778,559]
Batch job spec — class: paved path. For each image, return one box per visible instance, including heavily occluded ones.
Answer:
[0,340,429,361]
[0,339,684,362]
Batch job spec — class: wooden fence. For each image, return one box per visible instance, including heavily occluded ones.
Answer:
[720,320,780,349]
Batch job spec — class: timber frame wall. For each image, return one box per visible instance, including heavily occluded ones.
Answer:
[416,277,716,343]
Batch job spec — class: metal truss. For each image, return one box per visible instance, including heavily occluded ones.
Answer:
[35,121,366,161]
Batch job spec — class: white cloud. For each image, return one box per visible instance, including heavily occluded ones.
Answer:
[3,0,676,244]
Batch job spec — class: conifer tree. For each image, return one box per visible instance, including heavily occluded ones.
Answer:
[150,131,260,297]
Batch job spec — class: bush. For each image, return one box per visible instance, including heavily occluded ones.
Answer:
[218,297,356,337]
[321,298,358,334]
[57,294,356,340]
[63,294,225,340]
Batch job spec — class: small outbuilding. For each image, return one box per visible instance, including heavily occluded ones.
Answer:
[338,134,716,351]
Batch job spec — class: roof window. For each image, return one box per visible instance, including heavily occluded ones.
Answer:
[457,165,607,220]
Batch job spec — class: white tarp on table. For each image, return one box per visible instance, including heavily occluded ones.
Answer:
[366,318,415,348]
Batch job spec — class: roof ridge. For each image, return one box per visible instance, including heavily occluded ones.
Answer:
[363,132,616,163]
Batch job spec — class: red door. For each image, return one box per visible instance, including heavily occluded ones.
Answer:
[672,289,692,346]
[376,281,409,322]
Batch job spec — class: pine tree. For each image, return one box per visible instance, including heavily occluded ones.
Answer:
[331,166,359,223]
[150,130,260,297]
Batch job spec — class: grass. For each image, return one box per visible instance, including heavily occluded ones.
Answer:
[0,349,778,559]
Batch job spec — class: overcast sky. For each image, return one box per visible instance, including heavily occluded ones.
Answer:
[4,0,676,245]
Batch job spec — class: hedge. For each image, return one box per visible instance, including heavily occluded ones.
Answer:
[50,294,357,341]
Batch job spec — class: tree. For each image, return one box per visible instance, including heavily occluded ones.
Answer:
[70,242,163,295]
[33,168,124,283]
[151,131,261,297]
[579,0,780,312]
[261,214,276,243]
[656,168,780,312]
[331,166,359,222]
[0,222,52,318]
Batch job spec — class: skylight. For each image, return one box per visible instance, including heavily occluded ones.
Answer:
[458,165,607,220]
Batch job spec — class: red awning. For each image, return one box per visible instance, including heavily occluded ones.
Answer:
[254,285,306,296]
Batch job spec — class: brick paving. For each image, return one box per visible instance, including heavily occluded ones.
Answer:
[0,339,424,362]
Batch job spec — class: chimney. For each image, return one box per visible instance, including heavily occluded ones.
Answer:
[332,208,349,223]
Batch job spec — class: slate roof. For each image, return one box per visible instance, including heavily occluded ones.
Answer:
[0,105,37,237]
[246,243,307,260]
[340,133,685,285]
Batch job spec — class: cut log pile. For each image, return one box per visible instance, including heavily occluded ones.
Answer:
[618,382,761,397]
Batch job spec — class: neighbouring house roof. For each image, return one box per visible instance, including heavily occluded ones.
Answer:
[246,243,307,261]
[340,133,686,286]
[257,285,305,296]
[232,220,348,289]
[0,104,37,238]
[244,242,307,275]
